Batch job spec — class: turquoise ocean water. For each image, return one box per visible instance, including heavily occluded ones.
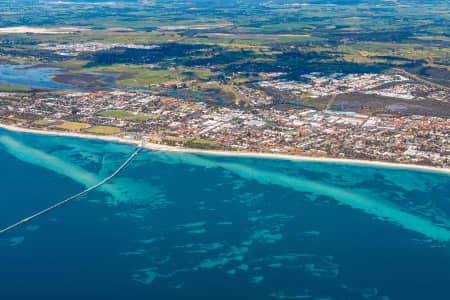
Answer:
[0,128,449,300]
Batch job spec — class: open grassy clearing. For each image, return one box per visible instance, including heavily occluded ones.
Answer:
[0,83,33,92]
[349,42,450,65]
[87,126,120,134]
[101,110,148,122]
[76,64,215,87]
[54,121,90,131]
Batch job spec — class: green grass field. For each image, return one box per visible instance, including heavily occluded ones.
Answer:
[54,122,90,131]
[101,110,148,122]
[87,126,120,134]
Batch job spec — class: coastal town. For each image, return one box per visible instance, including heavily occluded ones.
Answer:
[1,71,449,168]
[40,42,159,55]
[258,73,449,103]
[1,1,450,298]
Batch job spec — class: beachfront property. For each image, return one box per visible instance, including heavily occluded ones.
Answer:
[1,86,448,168]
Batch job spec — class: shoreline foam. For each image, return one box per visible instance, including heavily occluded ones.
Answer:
[1,123,449,175]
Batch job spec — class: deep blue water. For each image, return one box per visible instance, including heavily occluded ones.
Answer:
[0,128,449,300]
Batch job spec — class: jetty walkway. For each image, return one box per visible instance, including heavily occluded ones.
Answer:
[0,146,142,235]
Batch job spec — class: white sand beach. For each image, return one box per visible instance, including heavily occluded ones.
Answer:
[1,123,449,174]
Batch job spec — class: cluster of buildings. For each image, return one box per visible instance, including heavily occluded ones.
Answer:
[1,89,448,168]
[364,83,449,102]
[258,72,449,102]
[258,73,408,97]
[39,42,159,55]
[234,85,274,106]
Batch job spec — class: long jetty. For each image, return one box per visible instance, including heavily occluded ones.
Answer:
[0,146,142,235]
